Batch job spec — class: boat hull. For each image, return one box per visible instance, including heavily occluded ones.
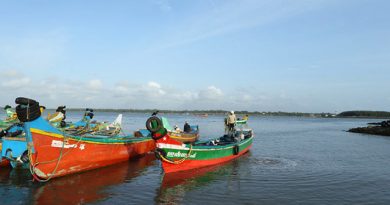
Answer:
[161,145,251,173]
[0,157,10,167]
[1,137,28,169]
[0,143,10,167]
[29,129,155,180]
[157,136,253,173]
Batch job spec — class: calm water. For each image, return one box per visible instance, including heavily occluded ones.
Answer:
[1,112,390,205]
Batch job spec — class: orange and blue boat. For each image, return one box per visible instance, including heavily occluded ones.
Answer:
[13,97,155,181]
[146,116,254,173]
[1,109,123,169]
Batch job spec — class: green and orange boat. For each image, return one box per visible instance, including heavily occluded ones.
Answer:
[13,97,155,181]
[146,116,254,173]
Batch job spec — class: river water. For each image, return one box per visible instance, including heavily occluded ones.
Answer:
[1,112,390,204]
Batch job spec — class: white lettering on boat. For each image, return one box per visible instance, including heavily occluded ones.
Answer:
[51,140,85,150]
[166,151,197,158]
[79,144,85,150]
[157,143,189,150]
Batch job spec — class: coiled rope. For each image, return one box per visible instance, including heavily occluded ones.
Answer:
[157,144,193,165]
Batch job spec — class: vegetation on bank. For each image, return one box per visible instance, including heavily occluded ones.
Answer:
[337,111,390,118]
[43,108,336,118]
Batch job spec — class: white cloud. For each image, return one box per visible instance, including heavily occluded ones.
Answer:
[147,81,162,89]
[2,69,20,78]
[242,94,253,102]
[1,77,31,89]
[143,81,166,96]
[87,79,103,90]
[0,73,265,110]
[2,69,388,112]
[198,86,224,100]
[0,72,227,110]
[0,70,31,89]
[115,85,128,93]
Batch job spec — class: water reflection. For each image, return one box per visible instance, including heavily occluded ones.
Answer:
[155,155,246,205]
[0,167,35,204]
[0,153,156,205]
[0,167,33,186]
[32,153,156,204]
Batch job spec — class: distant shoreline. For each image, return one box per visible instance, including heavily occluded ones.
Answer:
[41,108,337,118]
[337,111,390,119]
[3,107,388,118]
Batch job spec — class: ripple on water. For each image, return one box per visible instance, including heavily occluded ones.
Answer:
[250,157,298,170]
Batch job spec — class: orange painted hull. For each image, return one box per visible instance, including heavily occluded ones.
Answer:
[30,131,156,180]
[161,145,251,173]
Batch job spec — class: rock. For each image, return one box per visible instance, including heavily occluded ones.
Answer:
[348,125,390,136]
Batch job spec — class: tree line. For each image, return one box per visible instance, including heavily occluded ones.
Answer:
[337,111,390,118]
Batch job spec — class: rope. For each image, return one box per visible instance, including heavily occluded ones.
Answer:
[25,103,117,182]
[29,130,85,182]
[28,138,64,182]
[157,144,193,165]
[20,99,60,182]
[89,123,121,137]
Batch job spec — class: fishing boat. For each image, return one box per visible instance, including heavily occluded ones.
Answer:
[235,114,249,125]
[145,116,254,173]
[161,117,199,143]
[235,119,247,124]
[135,117,200,143]
[0,107,19,167]
[0,120,16,130]
[167,128,199,143]
[0,143,10,167]
[12,97,155,181]
[1,136,26,168]
[0,118,18,130]
[0,123,24,168]
[1,110,122,169]
[0,158,10,167]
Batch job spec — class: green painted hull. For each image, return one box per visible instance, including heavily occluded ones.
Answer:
[156,130,254,173]
[163,137,253,160]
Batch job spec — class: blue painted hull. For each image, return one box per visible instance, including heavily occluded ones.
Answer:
[1,137,28,169]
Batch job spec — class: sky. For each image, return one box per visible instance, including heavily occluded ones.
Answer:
[0,0,389,113]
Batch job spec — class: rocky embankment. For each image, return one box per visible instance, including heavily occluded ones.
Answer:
[348,120,390,136]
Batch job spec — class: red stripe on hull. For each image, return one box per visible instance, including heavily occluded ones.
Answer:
[162,145,252,173]
[30,132,155,179]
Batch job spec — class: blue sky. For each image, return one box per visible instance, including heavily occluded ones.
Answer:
[0,0,389,112]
